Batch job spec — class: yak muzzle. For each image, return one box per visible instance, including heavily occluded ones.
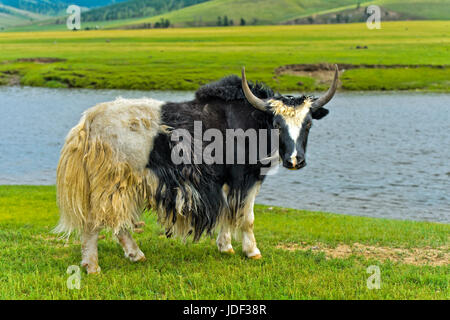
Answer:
[283,158,306,170]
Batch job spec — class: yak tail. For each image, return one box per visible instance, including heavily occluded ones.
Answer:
[54,113,91,237]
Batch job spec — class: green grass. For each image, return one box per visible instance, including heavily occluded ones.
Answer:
[4,17,144,33]
[0,185,448,299]
[0,21,449,92]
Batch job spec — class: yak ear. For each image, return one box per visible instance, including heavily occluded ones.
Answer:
[311,107,329,120]
[250,110,268,122]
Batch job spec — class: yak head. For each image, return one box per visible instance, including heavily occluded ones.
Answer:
[241,65,338,170]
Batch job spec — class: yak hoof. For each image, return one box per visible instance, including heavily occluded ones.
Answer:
[82,263,101,274]
[134,228,144,234]
[134,221,146,228]
[126,250,146,263]
[248,254,262,260]
[222,248,235,255]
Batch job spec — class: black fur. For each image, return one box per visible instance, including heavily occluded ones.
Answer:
[195,75,274,103]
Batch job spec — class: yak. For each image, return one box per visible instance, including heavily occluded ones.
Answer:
[55,66,339,273]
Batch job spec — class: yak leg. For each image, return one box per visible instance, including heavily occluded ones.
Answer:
[217,183,234,254]
[116,229,146,262]
[81,229,101,274]
[216,223,234,254]
[240,184,262,259]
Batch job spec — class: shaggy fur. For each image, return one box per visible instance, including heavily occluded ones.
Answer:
[56,98,163,235]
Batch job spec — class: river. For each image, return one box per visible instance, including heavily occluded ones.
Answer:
[0,86,448,223]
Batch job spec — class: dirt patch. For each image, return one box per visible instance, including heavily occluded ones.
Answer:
[276,242,449,266]
[15,57,66,64]
[7,75,20,85]
[275,63,448,85]
[276,63,344,85]
[0,70,20,85]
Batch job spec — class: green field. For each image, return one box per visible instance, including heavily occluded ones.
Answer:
[0,21,448,92]
[0,185,448,299]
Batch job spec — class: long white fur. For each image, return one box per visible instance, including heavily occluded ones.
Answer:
[55,97,164,236]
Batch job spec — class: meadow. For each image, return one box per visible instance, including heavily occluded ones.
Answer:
[0,21,448,92]
[0,185,448,299]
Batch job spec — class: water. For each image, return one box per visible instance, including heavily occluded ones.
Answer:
[0,86,448,223]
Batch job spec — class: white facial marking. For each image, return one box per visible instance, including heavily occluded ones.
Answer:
[284,106,310,158]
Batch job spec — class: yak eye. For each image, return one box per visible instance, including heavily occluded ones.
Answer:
[273,122,281,129]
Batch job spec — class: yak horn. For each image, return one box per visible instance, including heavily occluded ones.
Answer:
[311,64,339,110]
[241,67,267,112]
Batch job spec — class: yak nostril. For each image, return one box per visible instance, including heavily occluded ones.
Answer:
[284,159,294,168]
[298,160,306,168]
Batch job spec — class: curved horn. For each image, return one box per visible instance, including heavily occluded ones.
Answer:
[311,64,339,110]
[241,67,267,112]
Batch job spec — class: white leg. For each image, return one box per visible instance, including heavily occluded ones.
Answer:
[216,223,234,254]
[240,184,262,259]
[81,229,101,274]
[116,229,146,262]
[217,183,235,254]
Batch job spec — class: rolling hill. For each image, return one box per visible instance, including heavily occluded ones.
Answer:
[1,0,448,31]
[82,0,210,22]
[122,0,373,27]
[120,0,450,28]
[0,1,127,15]
[0,4,48,29]
[286,0,450,24]
[1,0,212,31]
[0,0,129,29]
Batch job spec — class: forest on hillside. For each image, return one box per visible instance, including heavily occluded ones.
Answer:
[81,0,209,22]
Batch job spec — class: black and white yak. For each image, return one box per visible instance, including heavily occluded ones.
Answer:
[56,66,339,273]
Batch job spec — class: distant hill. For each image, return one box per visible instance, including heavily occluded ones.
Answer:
[0,4,48,29]
[375,0,450,20]
[120,0,450,28]
[121,0,375,27]
[2,0,448,31]
[1,0,211,30]
[286,0,450,24]
[0,0,127,16]
[82,0,210,22]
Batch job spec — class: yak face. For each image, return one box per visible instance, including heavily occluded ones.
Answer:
[270,97,329,170]
[240,65,337,171]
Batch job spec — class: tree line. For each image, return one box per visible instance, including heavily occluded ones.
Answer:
[216,16,259,26]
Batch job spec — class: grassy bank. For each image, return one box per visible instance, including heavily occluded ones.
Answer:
[0,21,449,92]
[0,185,448,299]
